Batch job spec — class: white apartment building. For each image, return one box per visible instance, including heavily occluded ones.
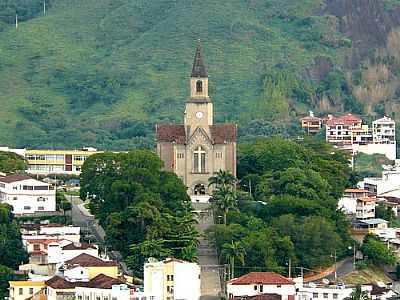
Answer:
[0,174,56,214]
[338,188,370,215]
[356,197,376,219]
[227,272,296,300]
[21,223,81,244]
[144,258,201,300]
[75,284,144,300]
[373,116,396,144]
[48,242,99,264]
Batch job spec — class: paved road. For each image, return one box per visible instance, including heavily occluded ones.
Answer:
[193,203,223,300]
[325,257,354,282]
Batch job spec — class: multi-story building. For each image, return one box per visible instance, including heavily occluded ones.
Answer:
[356,197,376,219]
[144,258,201,300]
[338,188,370,216]
[325,114,364,147]
[300,112,322,135]
[25,147,100,175]
[373,116,396,144]
[0,174,56,214]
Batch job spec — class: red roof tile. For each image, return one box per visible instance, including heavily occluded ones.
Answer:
[326,114,361,126]
[156,124,186,144]
[357,197,376,203]
[229,272,294,285]
[210,124,237,144]
[345,188,369,193]
[64,253,117,267]
[45,274,127,290]
[0,174,32,183]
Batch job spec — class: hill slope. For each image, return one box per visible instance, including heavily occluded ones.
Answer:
[0,0,400,149]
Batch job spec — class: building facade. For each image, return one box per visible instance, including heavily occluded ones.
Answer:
[300,112,322,135]
[0,174,56,214]
[156,44,237,199]
[144,258,201,300]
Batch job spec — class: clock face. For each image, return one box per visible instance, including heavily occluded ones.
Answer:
[196,111,204,119]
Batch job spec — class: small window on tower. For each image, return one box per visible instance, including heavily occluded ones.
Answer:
[196,80,203,93]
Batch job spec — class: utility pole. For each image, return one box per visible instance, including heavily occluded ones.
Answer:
[249,179,252,197]
[334,249,337,283]
[43,0,46,15]
[15,14,18,29]
[288,258,292,278]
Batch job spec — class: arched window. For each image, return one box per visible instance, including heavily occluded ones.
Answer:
[196,80,203,93]
[193,146,206,173]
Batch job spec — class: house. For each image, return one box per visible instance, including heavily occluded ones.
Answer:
[325,114,364,147]
[63,253,118,280]
[8,280,45,300]
[373,117,396,145]
[338,188,370,215]
[300,112,322,135]
[144,258,201,300]
[370,284,398,300]
[352,218,388,234]
[48,242,99,265]
[21,223,81,244]
[227,272,296,300]
[0,174,56,214]
[356,197,376,219]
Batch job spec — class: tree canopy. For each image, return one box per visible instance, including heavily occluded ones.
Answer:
[0,151,27,173]
[80,150,198,276]
[207,137,353,275]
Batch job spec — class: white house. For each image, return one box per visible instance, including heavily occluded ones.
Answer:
[21,223,81,244]
[0,174,56,214]
[144,258,201,300]
[48,242,99,264]
[356,197,376,219]
[338,188,370,215]
[227,272,296,300]
[75,283,144,300]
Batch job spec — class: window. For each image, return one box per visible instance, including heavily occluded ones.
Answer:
[323,293,328,299]
[29,288,33,295]
[333,294,338,299]
[193,146,206,173]
[177,153,184,159]
[96,297,101,300]
[24,206,31,210]
[78,296,83,300]
[170,274,174,281]
[216,152,223,159]
[313,293,318,298]
[254,285,257,291]
[196,80,203,93]
[23,185,34,190]
[277,285,281,288]
[38,207,45,211]
[13,197,17,200]
[19,288,23,295]
[33,244,40,251]
[37,197,46,201]
[34,186,49,191]
[259,285,263,293]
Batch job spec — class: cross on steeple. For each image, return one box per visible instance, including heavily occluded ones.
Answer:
[191,40,208,78]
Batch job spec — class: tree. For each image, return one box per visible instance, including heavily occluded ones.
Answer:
[212,186,237,225]
[209,170,237,190]
[361,235,396,266]
[221,241,246,278]
[345,285,370,300]
[0,151,27,173]
[375,204,395,223]
[0,265,13,300]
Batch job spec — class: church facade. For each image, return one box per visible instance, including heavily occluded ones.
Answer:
[156,44,237,198]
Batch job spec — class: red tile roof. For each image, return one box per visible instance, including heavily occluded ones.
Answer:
[45,274,127,290]
[64,253,118,267]
[345,188,369,193]
[301,116,321,122]
[357,197,376,203]
[326,114,361,126]
[156,124,237,144]
[62,243,97,251]
[229,272,294,285]
[0,174,32,183]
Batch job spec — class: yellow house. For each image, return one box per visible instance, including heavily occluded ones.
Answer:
[63,253,118,279]
[25,148,100,175]
[8,281,45,300]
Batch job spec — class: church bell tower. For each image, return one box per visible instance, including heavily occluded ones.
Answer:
[184,42,213,127]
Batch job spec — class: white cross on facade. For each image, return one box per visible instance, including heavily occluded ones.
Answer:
[194,146,206,173]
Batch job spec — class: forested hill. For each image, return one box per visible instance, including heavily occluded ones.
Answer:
[1,0,400,149]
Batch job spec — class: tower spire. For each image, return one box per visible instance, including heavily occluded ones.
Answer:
[191,40,208,78]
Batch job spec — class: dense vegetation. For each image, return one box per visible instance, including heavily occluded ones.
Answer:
[207,138,354,276]
[0,204,28,298]
[80,151,198,276]
[1,0,400,149]
[0,151,27,173]
[354,153,394,178]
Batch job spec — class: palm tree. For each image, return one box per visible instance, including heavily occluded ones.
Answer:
[212,186,237,225]
[221,241,246,279]
[345,285,370,300]
[181,244,198,262]
[208,170,237,190]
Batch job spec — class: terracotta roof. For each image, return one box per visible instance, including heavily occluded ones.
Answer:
[234,294,282,300]
[301,116,321,122]
[156,124,186,144]
[191,43,208,78]
[62,243,97,251]
[26,239,58,245]
[156,124,237,144]
[0,174,32,183]
[326,114,361,126]
[345,188,369,193]
[64,253,118,267]
[357,197,376,203]
[229,272,294,285]
[210,124,237,144]
[45,274,126,290]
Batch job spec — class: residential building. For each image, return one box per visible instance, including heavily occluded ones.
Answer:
[373,116,396,144]
[338,188,370,215]
[144,258,201,300]
[325,114,364,147]
[363,168,400,197]
[8,280,45,300]
[356,197,376,219]
[300,112,322,135]
[75,281,143,300]
[0,174,56,214]
[21,223,81,244]
[156,43,237,201]
[227,272,296,300]
[25,148,100,175]
[63,253,119,280]
[352,218,388,234]
[48,242,99,265]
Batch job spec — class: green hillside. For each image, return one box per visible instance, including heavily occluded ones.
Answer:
[0,0,398,149]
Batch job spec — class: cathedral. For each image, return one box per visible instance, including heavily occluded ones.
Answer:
[156,44,237,200]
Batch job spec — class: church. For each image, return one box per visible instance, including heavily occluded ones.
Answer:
[156,44,237,200]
